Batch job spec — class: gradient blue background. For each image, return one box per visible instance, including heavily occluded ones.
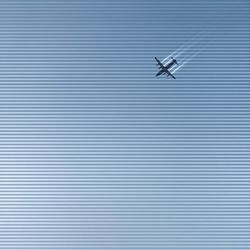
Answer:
[0,0,250,249]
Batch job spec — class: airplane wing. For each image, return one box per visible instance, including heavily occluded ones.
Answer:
[167,71,176,79]
[162,68,176,79]
[155,57,165,69]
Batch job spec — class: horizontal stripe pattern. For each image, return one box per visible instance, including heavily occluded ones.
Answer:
[0,0,250,249]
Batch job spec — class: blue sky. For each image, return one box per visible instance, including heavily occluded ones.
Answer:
[0,0,250,249]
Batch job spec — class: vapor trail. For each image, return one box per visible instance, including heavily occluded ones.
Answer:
[159,28,216,76]
[162,31,206,63]
[171,42,211,74]
[162,26,217,65]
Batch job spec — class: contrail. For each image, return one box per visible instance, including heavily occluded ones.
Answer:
[174,35,205,58]
[162,35,200,62]
[172,50,203,74]
[162,27,216,65]
[171,42,211,74]
[162,31,207,63]
[171,63,184,74]
[159,28,216,76]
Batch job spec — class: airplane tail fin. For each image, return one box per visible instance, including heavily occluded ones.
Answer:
[171,57,178,65]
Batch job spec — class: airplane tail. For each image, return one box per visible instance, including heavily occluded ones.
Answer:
[171,57,178,65]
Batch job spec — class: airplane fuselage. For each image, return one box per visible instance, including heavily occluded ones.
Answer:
[156,69,165,77]
[155,57,177,79]
[156,59,176,77]
[165,60,175,70]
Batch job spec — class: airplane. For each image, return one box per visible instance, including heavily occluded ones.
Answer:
[155,56,178,79]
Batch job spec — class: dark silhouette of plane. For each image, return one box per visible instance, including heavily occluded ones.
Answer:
[155,57,178,79]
